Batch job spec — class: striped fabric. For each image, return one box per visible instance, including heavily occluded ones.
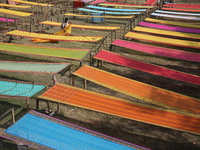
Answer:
[78,8,141,15]
[144,17,200,28]
[151,13,200,21]
[162,7,200,12]
[133,26,200,40]
[163,3,200,9]
[99,2,155,8]
[0,3,30,8]
[73,65,200,114]
[155,10,200,16]
[0,61,70,74]
[5,30,103,42]
[90,0,106,4]
[151,13,200,20]
[93,49,200,85]
[39,21,120,30]
[39,83,200,135]
[124,32,200,49]
[87,5,147,12]
[0,110,148,150]
[10,0,54,6]
[0,79,46,98]
[143,0,157,5]
[64,13,134,19]
[0,17,19,22]
[111,39,200,62]
[139,21,200,34]
[0,8,32,17]
[0,42,90,60]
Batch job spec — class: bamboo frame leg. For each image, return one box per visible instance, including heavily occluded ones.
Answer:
[89,51,92,66]
[57,103,60,113]
[80,61,82,67]
[47,100,50,111]
[92,58,95,66]
[97,60,100,67]
[14,19,18,29]
[84,79,87,89]
[0,137,3,150]
[72,75,75,86]
[5,14,10,31]
[11,108,15,123]
[26,99,29,111]
[36,98,39,110]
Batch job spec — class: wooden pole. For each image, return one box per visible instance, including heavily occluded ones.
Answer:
[14,18,18,29]
[47,100,50,111]
[30,24,32,32]
[57,103,60,112]
[0,137,3,150]
[26,99,29,110]
[36,98,39,110]
[72,75,75,86]
[111,31,113,43]
[5,14,10,31]
[80,61,82,67]
[106,36,109,49]
[68,65,71,85]
[92,58,95,66]
[11,108,15,123]
[101,60,103,67]
[134,17,136,28]
[114,30,116,40]
[83,79,87,89]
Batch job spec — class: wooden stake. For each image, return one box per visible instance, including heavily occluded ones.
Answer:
[5,14,10,31]
[0,137,3,150]
[114,30,116,40]
[111,31,113,43]
[11,108,15,123]
[57,103,60,112]
[47,100,50,111]
[89,51,92,66]
[26,99,29,110]
[14,18,18,29]
[97,60,100,67]
[84,79,87,89]
[36,98,39,110]
[72,75,75,86]
[101,60,103,67]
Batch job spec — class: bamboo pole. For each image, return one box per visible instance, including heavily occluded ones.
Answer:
[47,100,50,111]
[72,75,75,86]
[97,59,100,67]
[36,98,39,110]
[114,30,116,40]
[57,103,60,112]
[111,31,113,43]
[5,14,10,31]
[89,51,92,66]
[0,138,3,150]
[14,18,18,29]
[11,108,15,123]
[26,99,29,110]
[83,79,87,89]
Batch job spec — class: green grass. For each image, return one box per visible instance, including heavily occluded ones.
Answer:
[0,0,200,149]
